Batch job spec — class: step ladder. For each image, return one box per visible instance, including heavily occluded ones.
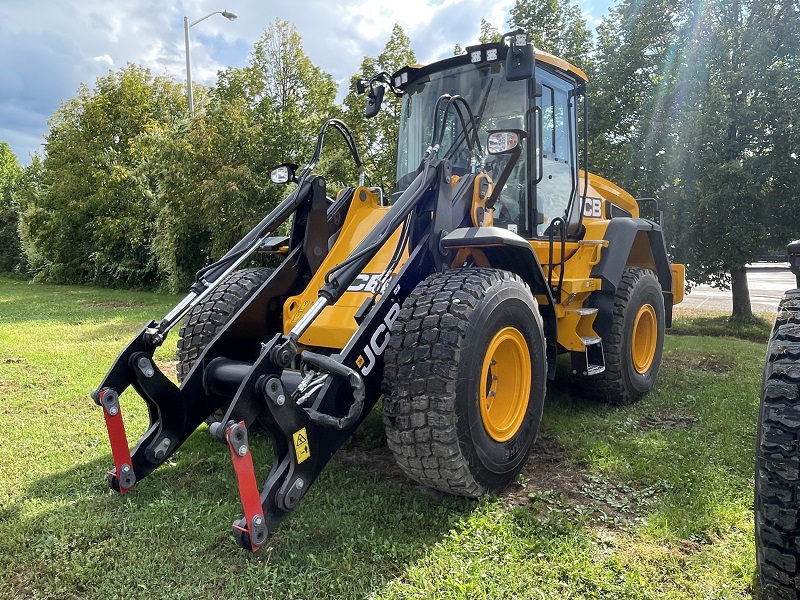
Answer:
[567,308,605,376]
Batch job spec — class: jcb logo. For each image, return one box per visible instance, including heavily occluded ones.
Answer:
[583,197,602,218]
[356,302,401,376]
[348,273,384,293]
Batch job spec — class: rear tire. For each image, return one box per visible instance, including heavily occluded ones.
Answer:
[585,266,665,405]
[382,268,547,497]
[176,267,273,423]
[756,289,800,599]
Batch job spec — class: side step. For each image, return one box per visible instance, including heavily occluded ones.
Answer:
[571,335,605,376]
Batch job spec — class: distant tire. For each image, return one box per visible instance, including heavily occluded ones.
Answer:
[176,267,273,423]
[756,289,800,599]
[585,267,665,405]
[382,268,547,497]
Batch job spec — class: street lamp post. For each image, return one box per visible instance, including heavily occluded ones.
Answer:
[184,10,238,114]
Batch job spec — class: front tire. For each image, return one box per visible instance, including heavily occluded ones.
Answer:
[756,289,800,599]
[382,268,547,497]
[585,266,665,405]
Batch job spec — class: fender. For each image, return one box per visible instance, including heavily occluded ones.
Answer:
[590,218,672,292]
[440,226,558,376]
[588,217,675,334]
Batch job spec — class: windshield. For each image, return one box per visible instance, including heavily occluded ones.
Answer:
[396,61,531,233]
[396,62,529,181]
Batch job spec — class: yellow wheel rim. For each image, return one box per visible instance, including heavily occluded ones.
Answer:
[479,327,531,443]
[631,304,657,374]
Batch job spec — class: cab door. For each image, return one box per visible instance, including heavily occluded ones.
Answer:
[533,68,580,238]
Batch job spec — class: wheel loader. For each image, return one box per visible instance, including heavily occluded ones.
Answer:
[755,240,800,599]
[92,31,685,551]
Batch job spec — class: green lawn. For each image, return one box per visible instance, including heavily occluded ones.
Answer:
[0,276,768,599]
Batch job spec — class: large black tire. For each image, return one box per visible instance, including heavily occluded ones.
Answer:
[382,268,547,497]
[585,266,665,405]
[756,289,800,599]
[176,268,273,422]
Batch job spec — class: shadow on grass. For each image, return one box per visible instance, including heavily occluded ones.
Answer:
[5,425,475,599]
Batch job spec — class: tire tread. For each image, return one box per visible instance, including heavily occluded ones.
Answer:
[757,289,800,599]
[382,268,543,497]
[175,267,272,381]
[585,266,663,405]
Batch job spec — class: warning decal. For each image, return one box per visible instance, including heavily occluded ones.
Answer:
[293,427,311,464]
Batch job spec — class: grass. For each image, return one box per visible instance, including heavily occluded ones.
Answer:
[0,276,769,599]
[669,308,773,342]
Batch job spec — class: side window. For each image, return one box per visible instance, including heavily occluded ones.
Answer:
[541,85,555,157]
[536,74,576,236]
[552,87,571,161]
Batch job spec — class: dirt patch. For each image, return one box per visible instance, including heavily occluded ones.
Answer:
[156,360,178,382]
[663,353,735,373]
[81,301,138,309]
[505,435,586,506]
[2,357,25,364]
[508,436,659,527]
[337,433,656,528]
[636,414,696,432]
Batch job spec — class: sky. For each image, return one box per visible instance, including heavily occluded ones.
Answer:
[0,0,613,165]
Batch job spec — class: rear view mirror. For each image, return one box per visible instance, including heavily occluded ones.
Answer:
[270,163,299,184]
[487,131,523,155]
[504,31,534,82]
[365,85,385,119]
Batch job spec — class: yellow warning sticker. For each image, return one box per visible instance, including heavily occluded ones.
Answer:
[293,427,311,464]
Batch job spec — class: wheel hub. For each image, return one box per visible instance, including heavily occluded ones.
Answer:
[631,304,657,374]
[480,327,531,442]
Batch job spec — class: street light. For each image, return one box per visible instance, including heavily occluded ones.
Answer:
[183,10,238,114]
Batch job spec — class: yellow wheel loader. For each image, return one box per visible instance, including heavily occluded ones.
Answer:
[92,31,684,551]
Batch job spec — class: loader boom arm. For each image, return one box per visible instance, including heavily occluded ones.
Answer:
[92,108,482,550]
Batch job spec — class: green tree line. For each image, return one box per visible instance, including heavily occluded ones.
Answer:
[1,2,797,317]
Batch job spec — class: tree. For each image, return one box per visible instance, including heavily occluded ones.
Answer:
[669,0,800,317]
[591,0,800,318]
[341,24,416,192]
[508,0,593,70]
[478,19,501,44]
[150,19,340,290]
[17,65,186,287]
[0,142,23,273]
[588,0,692,193]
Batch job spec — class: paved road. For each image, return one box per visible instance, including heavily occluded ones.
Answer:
[678,263,797,314]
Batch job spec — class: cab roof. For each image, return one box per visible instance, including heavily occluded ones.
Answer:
[391,41,588,90]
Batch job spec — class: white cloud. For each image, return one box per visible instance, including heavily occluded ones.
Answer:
[0,0,609,164]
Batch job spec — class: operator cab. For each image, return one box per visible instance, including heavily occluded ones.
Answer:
[391,36,587,240]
